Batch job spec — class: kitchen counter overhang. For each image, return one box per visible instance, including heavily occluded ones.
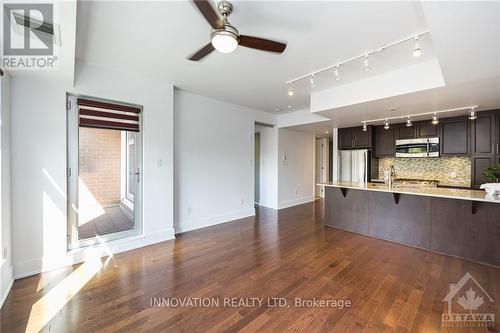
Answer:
[320,181,500,267]
[319,181,500,204]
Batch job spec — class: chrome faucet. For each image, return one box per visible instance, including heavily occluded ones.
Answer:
[388,165,396,188]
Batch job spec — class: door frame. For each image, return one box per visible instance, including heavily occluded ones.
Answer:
[66,93,143,250]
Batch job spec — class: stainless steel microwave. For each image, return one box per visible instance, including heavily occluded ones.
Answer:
[395,137,440,157]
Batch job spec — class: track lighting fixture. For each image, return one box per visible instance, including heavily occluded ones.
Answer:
[413,37,422,57]
[310,75,316,89]
[361,106,478,129]
[285,31,430,96]
[469,107,477,120]
[406,117,413,127]
[431,113,439,125]
[287,84,294,96]
[363,55,371,72]
[362,122,367,132]
[333,66,340,81]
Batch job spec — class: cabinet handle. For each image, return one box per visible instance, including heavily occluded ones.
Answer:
[497,143,499,155]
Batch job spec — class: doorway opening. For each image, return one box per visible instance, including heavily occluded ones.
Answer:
[67,95,142,249]
[315,138,330,198]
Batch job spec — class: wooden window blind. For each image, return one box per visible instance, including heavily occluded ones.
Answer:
[77,98,141,132]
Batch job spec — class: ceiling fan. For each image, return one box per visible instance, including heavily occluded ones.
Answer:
[188,0,287,61]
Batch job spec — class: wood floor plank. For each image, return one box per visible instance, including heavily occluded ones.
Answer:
[1,200,499,332]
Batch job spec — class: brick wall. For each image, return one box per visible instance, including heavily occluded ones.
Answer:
[79,127,122,205]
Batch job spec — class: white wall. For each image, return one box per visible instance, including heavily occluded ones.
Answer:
[0,74,13,307]
[10,62,175,278]
[174,90,275,233]
[257,126,278,209]
[278,129,315,209]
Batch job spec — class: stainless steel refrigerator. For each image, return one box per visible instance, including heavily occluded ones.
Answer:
[338,149,369,183]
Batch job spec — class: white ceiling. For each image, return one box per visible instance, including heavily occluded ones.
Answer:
[75,0,433,113]
[5,0,497,138]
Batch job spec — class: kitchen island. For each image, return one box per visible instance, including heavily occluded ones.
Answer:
[321,181,500,267]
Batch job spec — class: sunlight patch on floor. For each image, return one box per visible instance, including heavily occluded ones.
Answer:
[25,255,103,333]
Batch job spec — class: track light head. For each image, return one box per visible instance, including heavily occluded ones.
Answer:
[469,107,477,120]
[431,113,439,125]
[310,75,316,89]
[406,118,413,127]
[363,55,371,72]
[362,122,367,132]
[384,120,390,130]
[333,66,340,81]
[287,84,294,96]
[413,37,422,57]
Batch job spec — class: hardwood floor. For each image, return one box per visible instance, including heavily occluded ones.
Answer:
[2,200,499,332]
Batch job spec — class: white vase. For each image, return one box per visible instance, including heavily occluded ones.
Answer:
[480,183,500,195]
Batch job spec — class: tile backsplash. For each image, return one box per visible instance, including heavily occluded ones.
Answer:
[377,157,471,187]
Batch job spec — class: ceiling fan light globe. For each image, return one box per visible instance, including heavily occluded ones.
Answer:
[211,34,238,54]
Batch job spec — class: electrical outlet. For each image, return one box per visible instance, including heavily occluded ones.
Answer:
[2,247,7,260]
[295,189,299,195]
[450,171,457,179]
[187,206,192,215]
[241,198,245,205]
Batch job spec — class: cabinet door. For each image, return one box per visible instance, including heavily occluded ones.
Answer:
[441,118,469,156]
[396,125,416,140]
[375,126,394,157]
[497,113,500,157]
[338,128,353,149]
[416,122,438,138]
[352,126,371,148]
[472,113,495,155]
[473,157,495,187]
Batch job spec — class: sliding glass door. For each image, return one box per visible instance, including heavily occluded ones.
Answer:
[67,94,142,249]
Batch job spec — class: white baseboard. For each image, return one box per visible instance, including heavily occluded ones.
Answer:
[13,228,175,279]
[175,208,255,234]
[0,260,14,308]
[278,195,315,210]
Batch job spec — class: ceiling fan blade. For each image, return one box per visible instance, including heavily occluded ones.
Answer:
[188,43,215,61]
[192,0,223,29]
[238,35,287,53]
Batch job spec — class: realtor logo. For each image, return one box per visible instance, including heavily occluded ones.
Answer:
[442,272,495,328]
[2,3,58,70]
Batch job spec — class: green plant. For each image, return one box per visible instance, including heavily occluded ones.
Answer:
[481,163,500,183]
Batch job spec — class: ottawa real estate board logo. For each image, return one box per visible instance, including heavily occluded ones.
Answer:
[442,272,495,328]
[2,3,58,70]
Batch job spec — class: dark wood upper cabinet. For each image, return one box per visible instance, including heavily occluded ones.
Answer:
[338,128,354,149]
[470,111,498,187]
[338,126,372,149]
[416,122,438,138]
[497,114,500,157]
[396,125,416,140]
[374,126,395,157]
[441,117,469,156]
[472,112,495,155]
[352,126,371,148]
